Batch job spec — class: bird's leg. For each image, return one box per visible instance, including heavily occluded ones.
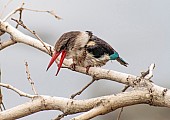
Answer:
[70,56,77,71]
[86,65,91,74]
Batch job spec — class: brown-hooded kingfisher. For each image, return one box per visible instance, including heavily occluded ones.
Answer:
[46,31,128,76]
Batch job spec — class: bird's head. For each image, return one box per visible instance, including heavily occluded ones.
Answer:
[46,31,80,76]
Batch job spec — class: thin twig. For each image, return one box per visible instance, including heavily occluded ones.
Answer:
[11,18,51,55]
[1,102,6,111]
[144,63,155,80]
[121,85,130,92]
[0,67,2,103]
[53,113,67,120]
[25,61,38,95]
[2,2,24,21]
[16,3,24,28]
[3,2,61,21]
[2,1,60,55]
[116,85,130,120]
[32,30,52,55]
[0,67,5,111]
[116,107,124,120]
[0,83,34,98]
[70,77,97,99]
[2,8,18,21]
[141,63,155,79]
[23,8,62,20]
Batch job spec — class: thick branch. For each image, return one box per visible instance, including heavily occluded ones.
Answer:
[0,85,170,120]
[0,91,154,120]
[0,39,16,50]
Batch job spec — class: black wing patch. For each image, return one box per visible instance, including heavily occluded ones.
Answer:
[86,36,115,58]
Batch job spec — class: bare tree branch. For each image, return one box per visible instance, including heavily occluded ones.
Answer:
[0,67,6,111]
[71,84,170,120]
[0,68,2,104]
[0,83,35,98]
[0,39,16,50]
[11,18,51,55]
[2,2,61,22]
[22,8,62,20]
[117,107,124,120]
[25,61,38,95]
[70,77,97,99]
[2,2,24,22]
[0,86,169,120]
[143,63,155,80]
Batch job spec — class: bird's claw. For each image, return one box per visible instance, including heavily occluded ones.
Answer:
[86,66,91,74]
[70,63,76,71]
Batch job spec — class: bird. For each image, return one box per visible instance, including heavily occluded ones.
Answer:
[46,31,128,76]
[46,31,91,75]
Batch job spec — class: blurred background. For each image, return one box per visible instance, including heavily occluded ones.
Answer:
[0,0,170,120]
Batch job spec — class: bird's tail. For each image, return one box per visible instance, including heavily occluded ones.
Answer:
[116,57,128,67]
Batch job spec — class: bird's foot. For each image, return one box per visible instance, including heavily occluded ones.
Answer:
[86,66,91,74]
[70,63,76,71]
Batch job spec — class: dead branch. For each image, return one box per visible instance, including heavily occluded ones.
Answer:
[22,8,62,20]
[2,2,61,22]
[70,77,97,99]
[11,18,51,55]
[25,61,38,95]
[0,67,6,111]
[0,39,16,50]
[0,83,35,98]
[0,85,169,120]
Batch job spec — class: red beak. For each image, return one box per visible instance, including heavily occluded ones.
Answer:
[46,50,66,76]
[56,50,66,76]
[46,51,61,71]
